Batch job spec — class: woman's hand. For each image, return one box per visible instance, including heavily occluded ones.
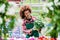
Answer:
[28,29,32,35]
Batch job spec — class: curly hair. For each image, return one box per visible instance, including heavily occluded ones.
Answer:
[20,5,31,19]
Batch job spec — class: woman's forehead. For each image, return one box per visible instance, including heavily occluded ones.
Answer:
[24,10,30,13]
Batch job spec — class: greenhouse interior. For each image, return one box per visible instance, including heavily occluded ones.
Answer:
[0,0,60,40]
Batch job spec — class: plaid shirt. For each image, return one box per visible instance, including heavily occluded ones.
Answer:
[22,16,36,34]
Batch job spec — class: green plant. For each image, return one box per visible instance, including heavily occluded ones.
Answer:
[41,0,60,39]
[0,0,15,40]
[34,19,44,32]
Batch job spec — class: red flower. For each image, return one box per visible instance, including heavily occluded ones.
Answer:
[38,36,49,40]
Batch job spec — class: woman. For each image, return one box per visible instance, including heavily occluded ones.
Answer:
[20,5,39,38]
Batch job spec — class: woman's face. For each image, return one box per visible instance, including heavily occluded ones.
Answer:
[24,10,31,18]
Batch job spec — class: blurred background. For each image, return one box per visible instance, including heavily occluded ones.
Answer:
[0,0,60,40]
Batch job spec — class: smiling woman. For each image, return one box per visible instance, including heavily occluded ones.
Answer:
[20,5,39,38]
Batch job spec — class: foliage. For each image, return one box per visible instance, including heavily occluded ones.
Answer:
[0,0,15,40]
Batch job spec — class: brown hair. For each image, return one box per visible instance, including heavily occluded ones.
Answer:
[20,5,31,19]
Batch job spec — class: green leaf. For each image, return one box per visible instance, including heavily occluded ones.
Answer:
[34,19,44,29]
[50,29,58,38]
[8,17,15,31]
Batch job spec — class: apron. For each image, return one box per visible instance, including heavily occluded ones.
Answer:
[25,18,39,38]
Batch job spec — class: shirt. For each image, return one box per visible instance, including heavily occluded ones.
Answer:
[22,16,36,34]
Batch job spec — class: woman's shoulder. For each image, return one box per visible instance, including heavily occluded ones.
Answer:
[22,19,27,23]
[32,16,36,20]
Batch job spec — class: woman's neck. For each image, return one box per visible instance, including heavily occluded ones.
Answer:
[25,16,32,20]
[27,15,31,19]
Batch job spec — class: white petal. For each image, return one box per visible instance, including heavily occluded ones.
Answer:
[43,7,49,13]
[54,0,59,3]
[0,4,5,13]
[49,6,54,11]
[47,2,53,7]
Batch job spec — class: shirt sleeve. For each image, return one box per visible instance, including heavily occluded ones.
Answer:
[32,16,36,21]
[22,20,31,34]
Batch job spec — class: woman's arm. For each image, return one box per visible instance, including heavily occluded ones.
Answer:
[22,21,32,34]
